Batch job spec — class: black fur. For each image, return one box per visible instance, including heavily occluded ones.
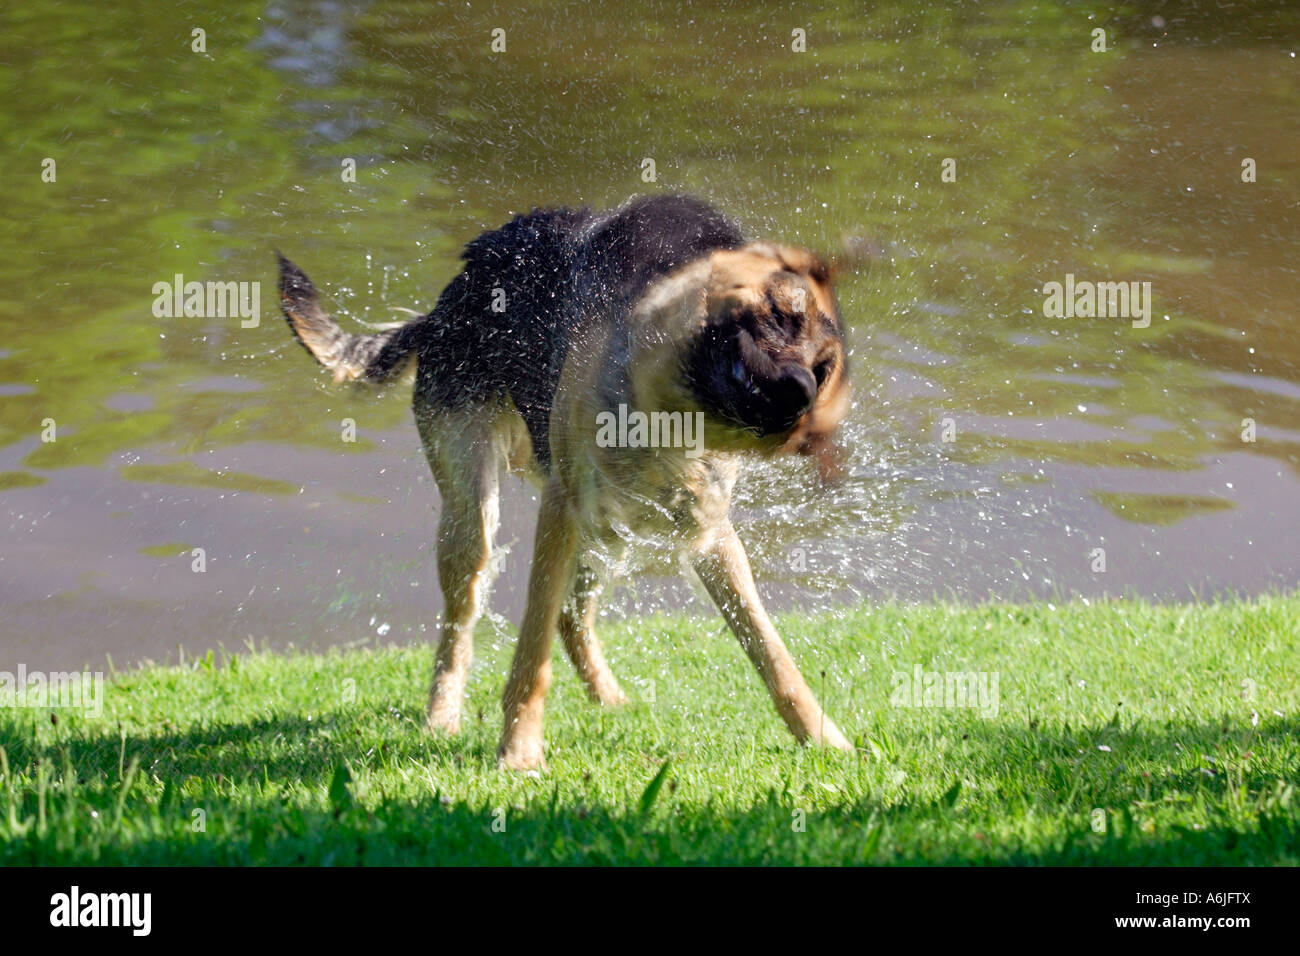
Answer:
[397,194,744,468]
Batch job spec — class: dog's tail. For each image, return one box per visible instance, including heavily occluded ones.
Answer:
[277,253,421,384]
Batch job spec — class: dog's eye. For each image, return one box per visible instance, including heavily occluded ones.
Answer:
[813,359,833,388]
[731,358,761,395]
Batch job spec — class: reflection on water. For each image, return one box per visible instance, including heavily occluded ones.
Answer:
[1,1,1297,667]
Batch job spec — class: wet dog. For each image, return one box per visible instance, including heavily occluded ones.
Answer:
[278,194,853,769]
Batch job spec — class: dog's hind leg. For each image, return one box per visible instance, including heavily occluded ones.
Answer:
[693,521,854,753]
[498,476,580,770]
[559,559,628,707]
[418,403,502,735]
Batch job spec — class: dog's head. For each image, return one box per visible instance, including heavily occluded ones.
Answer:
[683,244,850,474]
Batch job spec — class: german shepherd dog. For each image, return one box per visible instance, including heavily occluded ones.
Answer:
[278,194,853,769]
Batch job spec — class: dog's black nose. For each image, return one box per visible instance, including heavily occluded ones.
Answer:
[764,365,817,430]
[776,364,817,411]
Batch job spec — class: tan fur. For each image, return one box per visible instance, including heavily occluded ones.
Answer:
[280,267,417,384]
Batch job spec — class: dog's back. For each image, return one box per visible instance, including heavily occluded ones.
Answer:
[411,195,744,467]
[280,195,744,468]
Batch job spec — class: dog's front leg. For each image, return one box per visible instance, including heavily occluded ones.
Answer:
[560,559,628,707]
[498,477,580,770]
[694,521,853,752]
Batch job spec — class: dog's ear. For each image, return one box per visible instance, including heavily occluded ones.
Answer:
[705,283,765,323]
[703,253,773,323]
[772,245,835,286]
[705,249,834,332]
[764,246,840,334]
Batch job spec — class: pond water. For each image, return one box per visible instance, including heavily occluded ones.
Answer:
[2,1,1297,669]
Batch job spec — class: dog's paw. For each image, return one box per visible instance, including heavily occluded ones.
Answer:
[425,703,462,736]
[497,734,547,772]
[813,716,855,754]
[590,680,629,709]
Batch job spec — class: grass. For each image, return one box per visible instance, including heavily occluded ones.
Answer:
[1,597,1298,865]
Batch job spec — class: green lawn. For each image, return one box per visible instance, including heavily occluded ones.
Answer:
[2,597,1298,865]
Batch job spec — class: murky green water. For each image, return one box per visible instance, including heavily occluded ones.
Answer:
[2,1,1297,667]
